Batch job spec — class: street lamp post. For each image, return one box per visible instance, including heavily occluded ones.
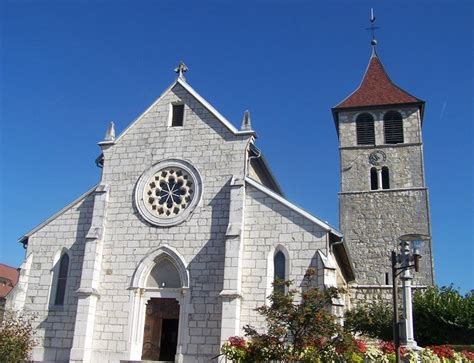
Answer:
[391,234,430,363]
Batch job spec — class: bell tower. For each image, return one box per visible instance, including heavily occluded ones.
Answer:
[332,44,435,294]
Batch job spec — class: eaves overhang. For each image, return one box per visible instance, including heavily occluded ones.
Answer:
[330,236,356,282]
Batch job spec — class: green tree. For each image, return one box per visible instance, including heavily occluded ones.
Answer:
[0,311,37,363]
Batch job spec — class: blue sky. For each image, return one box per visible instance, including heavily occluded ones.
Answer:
[1,1,472,293]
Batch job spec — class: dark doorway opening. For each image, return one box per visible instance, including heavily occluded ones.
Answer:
[141,298,180,361]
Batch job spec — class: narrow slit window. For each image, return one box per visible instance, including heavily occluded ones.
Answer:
[273,251,286,294]
[55,254,69,305]
[370,167,378,190]
[171,104,184,127]
[356,113,375,145]
[382,166,390,189]
[384,111,404,144]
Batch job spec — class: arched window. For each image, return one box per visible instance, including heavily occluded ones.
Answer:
[382,166,390,189]
[384,111,404,144]
[370,167,378,190]
[147,258,182,288]
[274,251,286,294]
[55,253,69,305]
[356,113,375,145]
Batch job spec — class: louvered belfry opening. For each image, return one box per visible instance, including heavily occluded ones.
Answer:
[356,113,375,145]
[384,111,404,144]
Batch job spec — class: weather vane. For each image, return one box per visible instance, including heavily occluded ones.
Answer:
[367,8,380,47]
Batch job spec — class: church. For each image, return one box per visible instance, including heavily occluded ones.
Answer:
[7,42,434,362]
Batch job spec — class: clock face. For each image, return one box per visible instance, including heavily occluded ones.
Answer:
[369,150,387,166]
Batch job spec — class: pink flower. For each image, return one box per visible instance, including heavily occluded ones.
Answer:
[228,336,246,348]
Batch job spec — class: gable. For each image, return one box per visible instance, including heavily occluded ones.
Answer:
[114,78,255,146]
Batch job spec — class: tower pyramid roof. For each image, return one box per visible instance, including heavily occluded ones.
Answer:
[334,49,423,109]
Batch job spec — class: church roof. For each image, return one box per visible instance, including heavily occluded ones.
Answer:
[0,263,19,298]
[333,49,424,110]
[245,177,342,237]
[18,185,97,245]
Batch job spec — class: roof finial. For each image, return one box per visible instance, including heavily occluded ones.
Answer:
[367,8,379,49]
[241,110,252,131]
[104,121,115,142]
[174,61,188,81]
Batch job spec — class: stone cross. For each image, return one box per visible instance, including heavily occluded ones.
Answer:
[174,61,188,80]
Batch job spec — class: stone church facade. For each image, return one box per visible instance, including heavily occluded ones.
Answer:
[7,47,434,362]
[8,67,354,362]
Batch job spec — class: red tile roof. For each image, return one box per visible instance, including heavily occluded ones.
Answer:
[0,263,19,298]
[334,50,423,109]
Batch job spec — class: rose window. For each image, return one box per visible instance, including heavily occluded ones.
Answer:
[135,159,202,227]
[145,169,194,218]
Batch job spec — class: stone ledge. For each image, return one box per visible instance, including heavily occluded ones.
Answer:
[339,187,427,195]
[339,142,422,150]
[351,284,429,289]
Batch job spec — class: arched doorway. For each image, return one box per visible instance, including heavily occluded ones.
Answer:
[128,246,190,363]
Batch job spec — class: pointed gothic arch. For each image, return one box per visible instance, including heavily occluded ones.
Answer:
[266,244,291,299]
[130,245,189,289]
[128,245,190,361]
[49,247,71,307]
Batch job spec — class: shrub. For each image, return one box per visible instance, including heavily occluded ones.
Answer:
[344,285,474,346]
[413,286,474,346]
[344,298,393,341]
[221,269,357,362]
[0,310,37,363]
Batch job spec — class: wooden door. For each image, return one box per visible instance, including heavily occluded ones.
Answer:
[142,298,180,361]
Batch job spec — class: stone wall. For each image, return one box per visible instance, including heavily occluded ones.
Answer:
[340,144,425,192]
[24,194,95,362]
[241,185,332,330]
[340,188,433,286]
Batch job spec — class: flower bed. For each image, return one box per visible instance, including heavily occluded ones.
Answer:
[221,337,474,362]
